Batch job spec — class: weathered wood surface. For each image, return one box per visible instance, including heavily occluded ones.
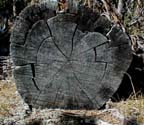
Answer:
[10,4,132,109]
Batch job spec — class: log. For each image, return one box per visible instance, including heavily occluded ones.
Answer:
[10,4,132,109]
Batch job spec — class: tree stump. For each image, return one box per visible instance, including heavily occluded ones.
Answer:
[10,4,132,109]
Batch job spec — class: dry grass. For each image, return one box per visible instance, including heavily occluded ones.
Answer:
[115,94,144,123]
[0,80,20,118]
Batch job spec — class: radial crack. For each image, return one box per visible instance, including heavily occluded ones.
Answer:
[31,63,40,91]
[72,69,96,107]
[46,22,68,59]
[43,62,68,91]
[46,21,52,37]
[53,78,64,106]
[36,36,50,59]
[70,24,78,57]
[52,37,68,59]
[93,47,97,62]
[76,41,109,56]
[103,62,108,71]
[100,62,108,82]
[19,16,33,45]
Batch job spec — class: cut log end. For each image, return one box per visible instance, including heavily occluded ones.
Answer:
[11,4,132,109]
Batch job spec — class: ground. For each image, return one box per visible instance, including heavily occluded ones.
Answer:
[0,79,144,125]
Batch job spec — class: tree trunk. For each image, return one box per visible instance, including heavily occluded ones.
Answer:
[10,3,132,110]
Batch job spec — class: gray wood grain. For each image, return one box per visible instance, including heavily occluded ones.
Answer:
[11,5,132,109]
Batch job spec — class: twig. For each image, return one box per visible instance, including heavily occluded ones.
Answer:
[124,72,137,100]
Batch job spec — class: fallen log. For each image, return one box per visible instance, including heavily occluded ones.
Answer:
[10,3,132,109]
